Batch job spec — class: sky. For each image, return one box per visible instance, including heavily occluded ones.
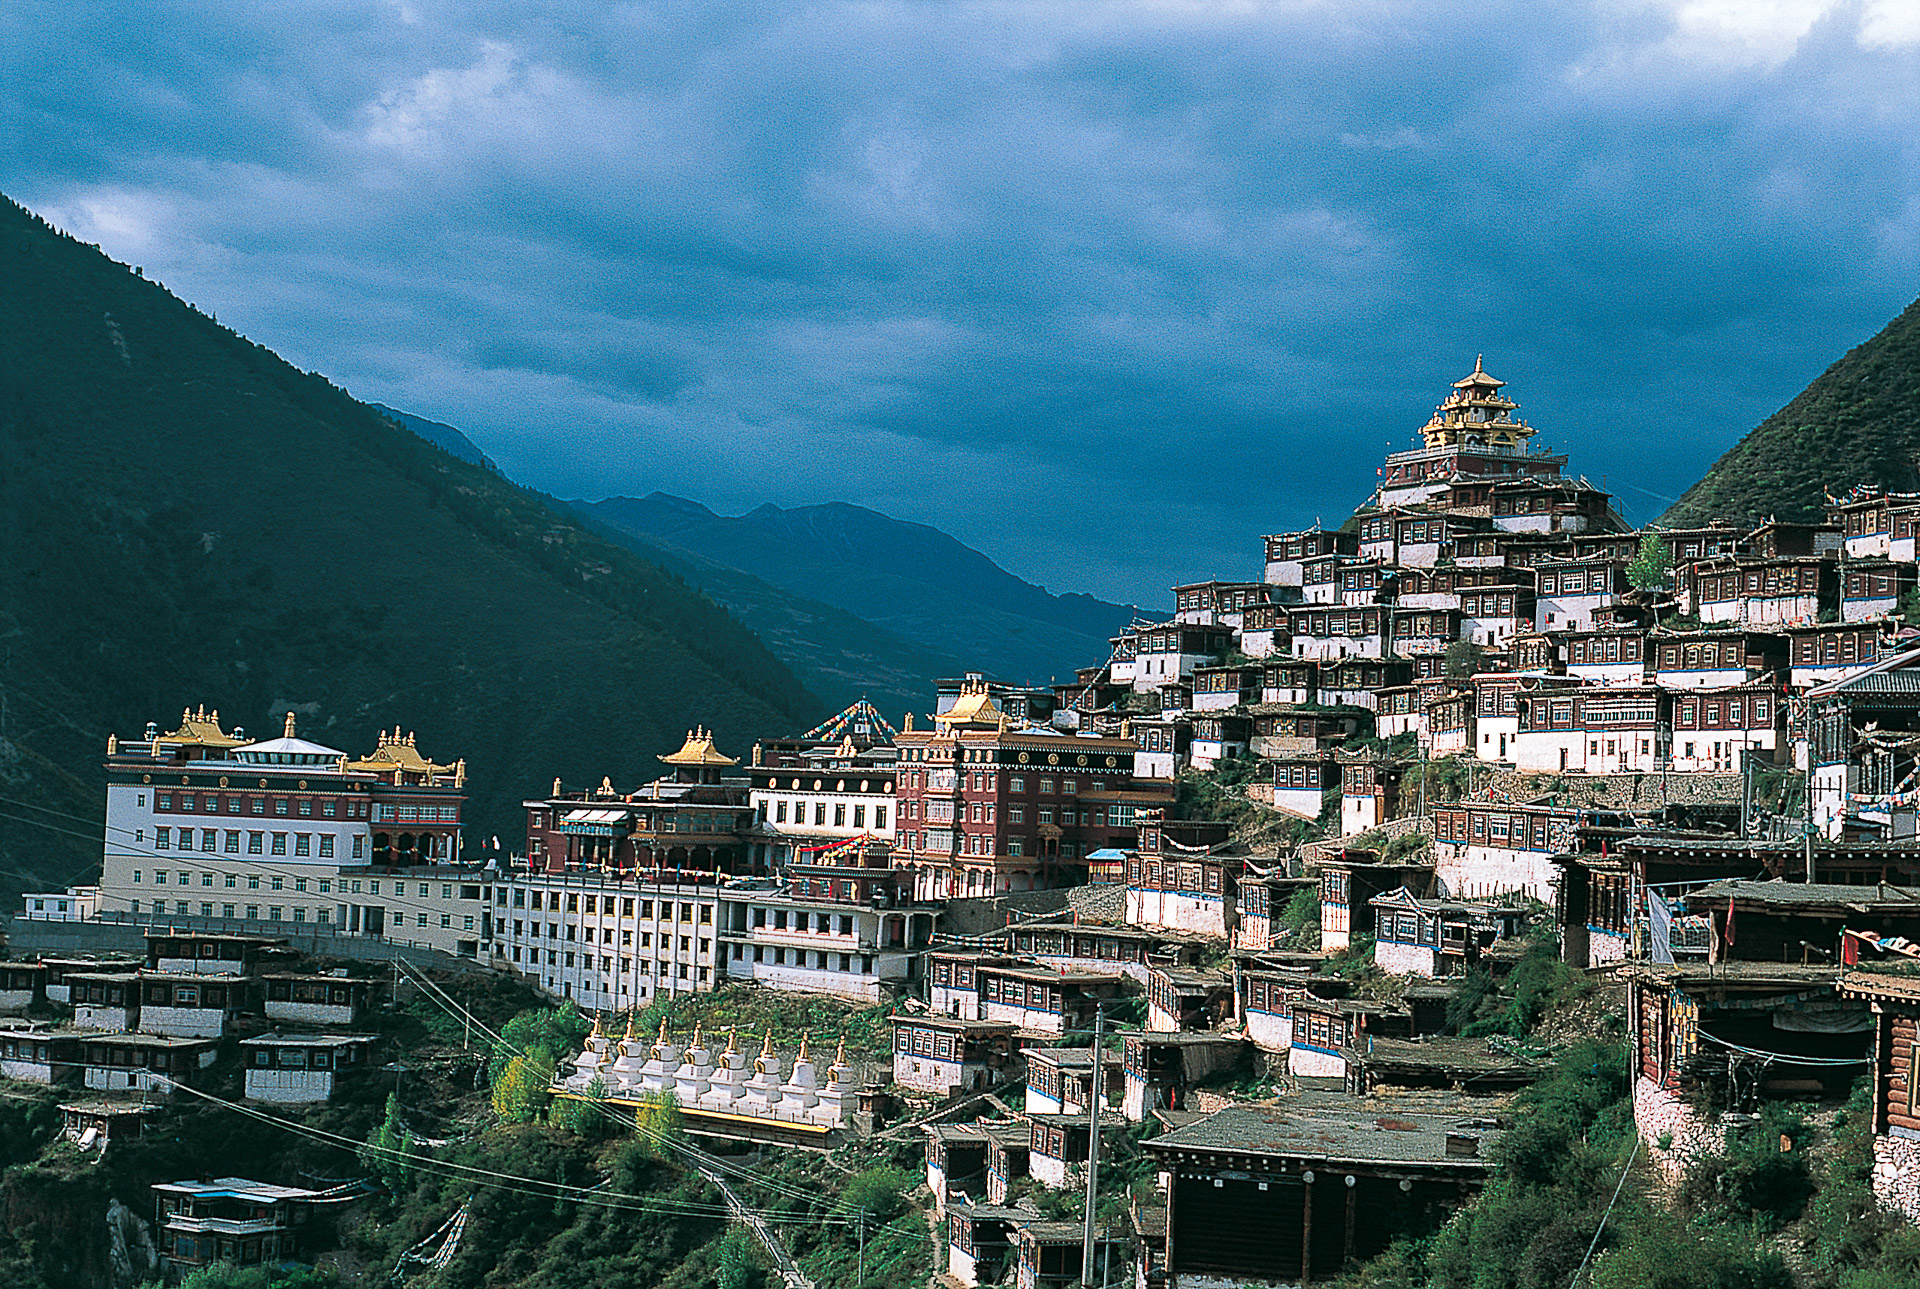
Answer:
[5,1,1918,607]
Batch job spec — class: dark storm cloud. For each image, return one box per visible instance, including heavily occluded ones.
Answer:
[4,0,1917,602]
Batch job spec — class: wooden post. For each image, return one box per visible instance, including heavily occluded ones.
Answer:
[1301,1172,1314,1284]
[1344,1178,1356,1268]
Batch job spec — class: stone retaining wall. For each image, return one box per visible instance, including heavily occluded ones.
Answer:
[1634,1075,1725,1177]
[1873,1132,1920,1224]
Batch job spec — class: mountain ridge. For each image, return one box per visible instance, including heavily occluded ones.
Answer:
[1661,295,1920,527]
[577,492,1143,691]
[0,194,821,896]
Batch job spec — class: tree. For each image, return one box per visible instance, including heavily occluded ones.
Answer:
[630,1091,686,1160]
[1626,532,1673,592]
[833,1165,916,1224]
[492,1054,555,1123]
[714,1229,764,1289]
[359,1093,418,1193]
[489,1004,592,1083]
[555,1074,615,1140]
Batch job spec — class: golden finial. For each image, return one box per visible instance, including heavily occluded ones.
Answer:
[797,1030,810,1063]
[107,734,118,755]
[834,1034,847,1067]
[691,1022,704,1049]
[283,712,296,738]
[725,1027,739,1054]
[656,1016,669,1045]
[590,1010,604,1037]
[623,1013,637,1041]
[553,776,563,797]
[760,1030,774,1057]
[904,712,914,732]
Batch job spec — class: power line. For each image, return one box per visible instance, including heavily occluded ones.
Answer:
[391,960,829,1209]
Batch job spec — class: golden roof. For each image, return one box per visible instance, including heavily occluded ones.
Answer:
[158,706,246,749]
[658,726,739,767]
[344,727,459,779]
[1452,354,1506,389]
[937,678,1004,729]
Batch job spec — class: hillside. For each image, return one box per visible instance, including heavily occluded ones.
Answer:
[568,511,963,721]
[369,402,501,474]
[1661,295,1920,526]
[579,494,1143,691]
[0,195,822,897]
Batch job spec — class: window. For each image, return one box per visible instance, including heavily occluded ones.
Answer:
[133,870,144,884]
[272,875,284,890]
[352,836,363,859]
[247,832,263,854]
[274,799,288,816]
[248,875,260,890]
[298,799,312,817]
[294,834,310,856]
[224,830,240,853]
[295,878,308,892]
[441,914,451,928]
[246,905,259,919]
[271,834,286,855]
[201,829,216,851]
[319,835,333,857]
[155,828,170,850]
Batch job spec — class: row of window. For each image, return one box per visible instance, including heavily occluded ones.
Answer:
[150,791,365,819]
[136,870,468,899]
[506,945,712,980]
[512,920,706,953]
[507,889,710,919]
[150,828,351,858]
[1695,567,1821,599]
[760,799,888,829]
[127,898,476,930]
[733,944,874,972]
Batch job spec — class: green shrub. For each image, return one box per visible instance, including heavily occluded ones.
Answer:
[1681,1103,1812,1230]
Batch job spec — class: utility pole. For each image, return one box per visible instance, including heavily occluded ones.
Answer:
[1081,1004,1104,1289]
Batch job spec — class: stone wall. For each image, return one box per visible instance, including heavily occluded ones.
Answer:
[1468,767,1745,810]
[1872,1132,1920,1224]
[939,889,1073,938]
[1634,1075,1726,1177]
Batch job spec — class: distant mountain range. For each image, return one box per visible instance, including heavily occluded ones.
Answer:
[575,494,1144,716]
[370,402,501,474]
[1662,295,1920,527]
[0,194,820,899]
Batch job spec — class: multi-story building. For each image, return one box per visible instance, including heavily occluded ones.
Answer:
[93,709,488,956]
[892,680,1163,900]
[746,735,898,869]
[1262,529,1357,593]
[716,843,938,1001]
[498,868,720,1006]
[523,728,755,879]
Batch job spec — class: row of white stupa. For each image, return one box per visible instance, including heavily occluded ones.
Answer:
[557,1016,859,1127]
